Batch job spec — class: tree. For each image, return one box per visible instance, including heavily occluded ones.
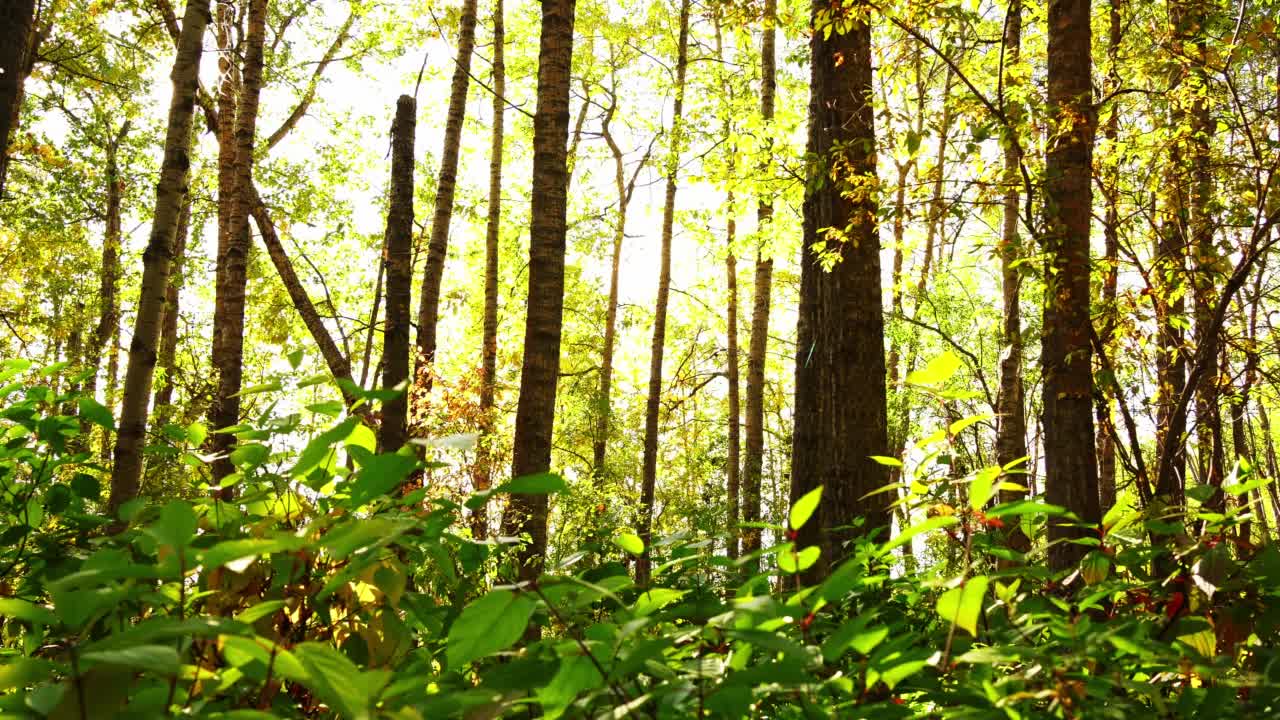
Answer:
[791,0,890,573]
[1041,0,1100,571]
[0,0,35,199]
[379,95,417,455]
[108,0,211,513]
[501,0,577,580]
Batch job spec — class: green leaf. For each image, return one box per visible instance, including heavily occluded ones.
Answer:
[984,500,1068,519]
[344,451,418,506]
[949,412,993,436]
[969,466,1000,511]
[906,351,962,387]
[538,655,603,720]
[81,644,180,675]
[495,472,568,495]
[789,485,823,530]
[777,545,821,574]
[936,576,989,637]
[294,642,375,719]
[613,533,645,556]
[0,657,57,691]
[232,380,283,397]
[290,417,358,478]
[70,473,101,500]
[0,598,58,625]
[877,515,957,557]
[76,397,115,431]
[447,589,537,667]
[633,588,686,617]
[869,455,903,467]
[146,501,198,549]
[230,442,269,468]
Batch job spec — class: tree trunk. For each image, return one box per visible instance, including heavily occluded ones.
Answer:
[473,0,504,539]
[500,0,577,582]
[416,0,479,375]
[0,0,35,199]
[791,0,889,576]
[637,0,691,584]
[155,197,191,411]
[996,1,1029,557]
[1095,0,1122,514]
[88,123,129,450]
[378,96,417,455]
[1041,0,1100,571]
[741,0,777,569]
[208,0,267,493]
[108,0,211,514]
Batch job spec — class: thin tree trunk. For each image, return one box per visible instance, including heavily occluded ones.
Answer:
[1041,0,1100,571]
[713,10,740,561]
[473,0,504,539]
[108,0,211,513]
[378,96,417,454]
[1095,0,1122,514]
[1258,402,1280,529]
[359,245,384,390]
[98,122,130,459]
[996,1,1029,557]
[637,0,691,584]
[415,0,479,375]
[0,0,35,199]
[791,0,889,578]
[741,0,777,569]
[209,0,268,491]
[500,0,577,582]
[155,198,191,411]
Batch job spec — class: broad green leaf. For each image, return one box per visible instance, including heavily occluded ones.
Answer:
[0,657,57,691]
[984,500,1069,519]
[633,588,686,617]
[777,545,820,574]
[969,466,1000,511]
[0,598,58,625]
[146,501,198,549]
[495,472,568,495]
[76,397,115,430]
[613,533,644,556]
[869,455,903,467]
[789,485,823,530]
[232,380,283,397]
[294,642,375,719]
[538,655,603,719]
[81,644,180,675]
[290,417,358,478]
[936,576,989,637]
[906,351,962,386]
[447,589,537,666]
[877,515,957,557]
[949,412,993,436]
[344,451,418,506]
[1080,551,1111,585]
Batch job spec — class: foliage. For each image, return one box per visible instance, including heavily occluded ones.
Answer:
[1,365,1278,718]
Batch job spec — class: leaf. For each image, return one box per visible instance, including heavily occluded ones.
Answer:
[613,533,644,556]
[76,397,115,430]
[230,442,269,468]
[789,485,823,530]
[538,655,603,720]
[1080,551,1110,585]
[969,466,1001,511]
[0,598,57,625]
[232,380,283,397]
[877,516,957,557]
[446,589,537,667]
[146,501,198,549]
[949,413,993,436]
[0,657,57,691]
[984,500,1069,519]
[81,644,180,675]
[935,576,989,637]
[870,455,903,467]
[777,545,821,574]
[294,642,374,719]
[632,588,686,617]
[906,351,962,386]
[70,473,101,500]
[290,417,358,478]
[344,451,418,506]
[495,472,568,495]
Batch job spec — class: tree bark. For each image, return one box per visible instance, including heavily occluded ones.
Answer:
[637,0,691,584]
[1041,0,1100,571]
[155,197,191,411]
[791,0,889,576]
[0,0,35,199]
[416,0,479,375]
[108,0,211,513]
[379,96,417,455]
[996,1,1029,557]
[473,0,504,539]
[741,0,777,569]
[501,0,577,581]
[87,122,130,449]
[1095,0,1122,514]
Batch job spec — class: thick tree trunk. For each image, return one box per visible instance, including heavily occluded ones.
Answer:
[1095,0,1122,514]
[637,0,691,584]
[155,198,191,411]
[741,0,777,569]
[1154,163,1188,508]
[415,0,479,374]
[378,96,417,454]
[791,0,889,576]
[501,0,577,581]
[108,0,211,513]
[0,0,35,199]
[208,0,267,493]
[996,1,1029,557]
[1041,0,1100,571]
[473,0,504,539]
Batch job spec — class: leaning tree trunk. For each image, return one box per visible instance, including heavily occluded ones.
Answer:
[208,0,267,493]
[155,198,191,412]
[416,0,479,376]
[108,0,211,514]
[378,96,417,455]
[473,0,505,539]
[500,0,577,582]
[637,0,691,585]
[1041,0,1100,571]
[741,0,777,570]
[0,0,35,199]
[995,0,1029,557]
[791,0,889,578]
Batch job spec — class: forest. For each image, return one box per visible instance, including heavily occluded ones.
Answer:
[1,0,1280,716]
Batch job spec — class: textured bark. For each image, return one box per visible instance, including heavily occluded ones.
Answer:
[86,122,130,451]
[155,198,191,410]
[996,1,1029,556]
[415,0,479,373]
[501,0,577,581]
[108,0,211,513]
[1095,0,1122,514]
[0,0,35,199]
[473,0,504,539]
[791,0,889,575]
[378,96,417,455]
[741,0,777,568]
[1041,0,1100,571]
[208,0,267,491]
[714,6,740,561]
[637,0,690,584]
[1154,163,1188,508]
